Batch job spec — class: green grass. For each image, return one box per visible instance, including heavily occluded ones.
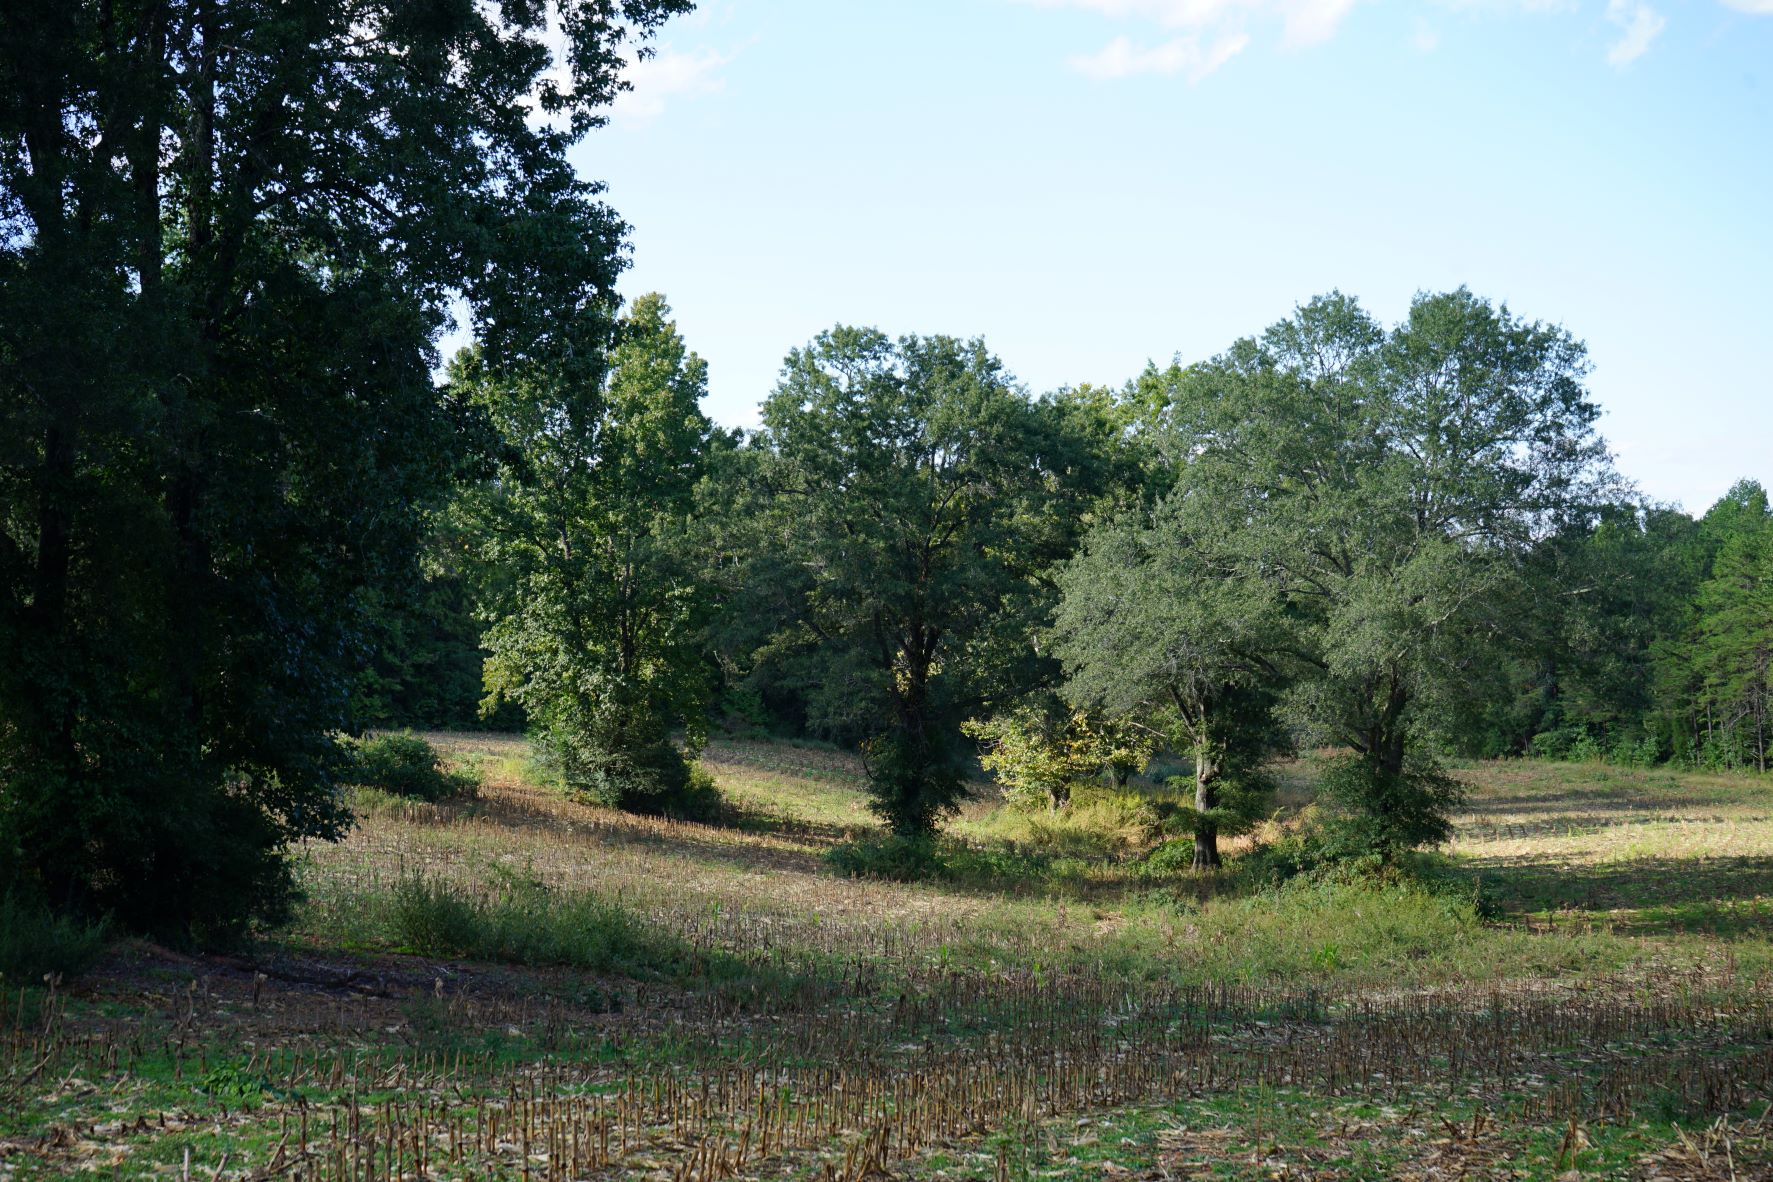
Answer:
[6,737,1772,1180]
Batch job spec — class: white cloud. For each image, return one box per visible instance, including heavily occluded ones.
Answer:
[1434,0,1575,12]
[1068,32,1251,79]
[1275,0,1358,45]
[610,45,734,126]
[1412,21,1441,52]
[1719,0,1773,12]
[1017,0,1361,76]
[1605,0,1665,66]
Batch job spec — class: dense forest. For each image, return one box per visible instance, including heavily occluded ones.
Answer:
[3,0,1770,949]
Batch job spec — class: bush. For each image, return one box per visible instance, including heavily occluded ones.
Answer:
[537,733,720,820]
[825,834,945,882]
[1609,732,1662,769]
[1138,837,1198,878]
[672,764,724,822]
[0,892,109,980]
[1311,754,1466,864]
[347,733,478,802]
[825,833,1089,893]
[963,784,1164,859]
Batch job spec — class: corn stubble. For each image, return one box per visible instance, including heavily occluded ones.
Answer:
[4,961,1770,1181]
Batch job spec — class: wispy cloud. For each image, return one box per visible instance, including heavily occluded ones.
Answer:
[1068,32,1252,79]
[1719,0,1773,12]
[1018,0,1362,79]
[610,45,735,127]
[1605,0,1665,66]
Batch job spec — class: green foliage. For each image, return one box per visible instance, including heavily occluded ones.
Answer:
[1680,482,1773,772]
[823,833,1085,894]
[0,0,690,943]
[0,892,109,980]
[464,295,719,817]
[964,700,1151,811]
[1102,289,1614,862]
[385,871,672,974]
[824,834,946,882]
[1139,838,1198,878]
[960,782,1165,858]
[1310,754,1468,864]
[1171,874,1489,983]
[743,328,1113,835]
[346,734,478,802]
[353,511,520,732]
[1053,506,1287,868]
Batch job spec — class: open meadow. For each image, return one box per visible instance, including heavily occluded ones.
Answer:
[3,740,1772,1181]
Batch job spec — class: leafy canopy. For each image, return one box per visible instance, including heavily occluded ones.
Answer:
[0,0,689,940]
[749,327,1108,834]
[464,294,718,814]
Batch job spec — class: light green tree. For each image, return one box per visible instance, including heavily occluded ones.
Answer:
[463,294,718,814]
[963,699,1154,812]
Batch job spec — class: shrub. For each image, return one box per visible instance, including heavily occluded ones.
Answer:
[825,834,944,882]
[537,734,720,820]
[347,733,478,802]
[1138,837,1198,878]
[1311,754,1466,864]
[0,892,109,980]
[1609,732,1662,769]
[1566,731,1604,763]
[825,834,1088,893]
[672,764,724,822]
[962,783,1164,859]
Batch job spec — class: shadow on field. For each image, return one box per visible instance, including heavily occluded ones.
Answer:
[712,801,867,847]
[424,785,841,878]
[1457,809,1746,843]
[1470,852,1773,937]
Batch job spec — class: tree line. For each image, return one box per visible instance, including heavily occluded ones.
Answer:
[4,2,1768,946]
[389,289,1770,872]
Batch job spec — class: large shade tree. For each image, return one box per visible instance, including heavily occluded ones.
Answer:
[1130,289,1615,860]
[747,328,1108,835]
[0,0,689,941]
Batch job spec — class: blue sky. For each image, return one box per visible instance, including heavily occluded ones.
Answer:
[571,0,1772,514]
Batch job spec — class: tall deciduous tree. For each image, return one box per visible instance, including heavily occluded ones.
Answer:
[749,328,1106,835]
[464,294,718,813]
[1053,503,1288,868]
[1137,290,1614,858]
[0,0,689,941]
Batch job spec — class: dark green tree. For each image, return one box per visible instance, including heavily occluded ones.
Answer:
[0,0,689,942]
[747,328,1107,835]
[1148,290,1614,859]
[1482,503,1708,761]
[1669,482,1773,771]
[463,294,718,813]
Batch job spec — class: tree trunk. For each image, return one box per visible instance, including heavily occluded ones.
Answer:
[1193,737,1222,871]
